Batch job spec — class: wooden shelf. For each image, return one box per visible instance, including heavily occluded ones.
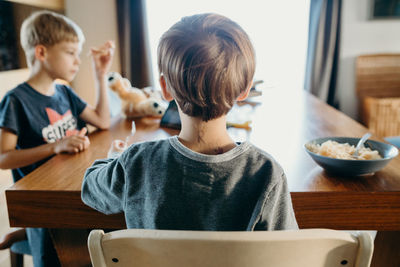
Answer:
[4,0,64,10]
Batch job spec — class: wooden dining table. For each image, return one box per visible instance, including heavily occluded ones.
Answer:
[5,89,400,266]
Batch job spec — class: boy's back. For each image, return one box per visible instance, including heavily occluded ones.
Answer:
[83,137,298,230]
[82,13,298,231]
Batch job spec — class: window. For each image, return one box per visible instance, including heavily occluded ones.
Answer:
[147,1,310,92]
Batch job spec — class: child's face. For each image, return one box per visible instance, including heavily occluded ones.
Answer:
[43,41,81,82]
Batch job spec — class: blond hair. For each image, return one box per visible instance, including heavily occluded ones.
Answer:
[158,13,255,121]
[20,11,85,67]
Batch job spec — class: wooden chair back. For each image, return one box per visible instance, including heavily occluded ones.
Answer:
[88,228,374,267]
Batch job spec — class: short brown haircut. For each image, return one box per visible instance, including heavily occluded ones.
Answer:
[158,13,255,121]
[20,11,85,67]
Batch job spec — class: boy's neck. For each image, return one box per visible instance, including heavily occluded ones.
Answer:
[26,65,56,96]
[178,113,237,155]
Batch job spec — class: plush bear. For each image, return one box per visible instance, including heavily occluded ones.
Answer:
[107,72,167,118]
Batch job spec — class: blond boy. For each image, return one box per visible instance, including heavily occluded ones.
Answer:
[0,11,114,266]
[82,14,298,232]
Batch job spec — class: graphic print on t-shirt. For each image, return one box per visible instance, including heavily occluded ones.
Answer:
[42,108,79,143]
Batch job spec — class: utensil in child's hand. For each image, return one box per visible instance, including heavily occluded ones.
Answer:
[125,121,136,145]
[107,122,136,158]
[353,133,372,158]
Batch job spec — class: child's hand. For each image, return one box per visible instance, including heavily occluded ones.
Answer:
[90,40,115,78]
[54,128,90,154]
[107,139,127,158]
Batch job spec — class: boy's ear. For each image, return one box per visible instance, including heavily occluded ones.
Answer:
[159,75,174,101]
[236,82,253,101]
[34,45,47,62]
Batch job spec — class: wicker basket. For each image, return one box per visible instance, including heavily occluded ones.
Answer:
[356,54,400,128]
[365,97,400,137]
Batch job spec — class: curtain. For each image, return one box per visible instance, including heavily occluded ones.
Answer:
[304,0,342,108]
[116,0,153,88]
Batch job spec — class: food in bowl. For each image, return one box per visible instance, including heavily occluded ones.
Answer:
[304,137,398,175]
[306,140,382,160]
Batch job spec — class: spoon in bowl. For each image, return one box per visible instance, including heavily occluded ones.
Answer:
[353,132,372,159]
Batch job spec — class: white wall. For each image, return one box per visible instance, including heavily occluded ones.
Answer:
[65,0,121,105]
[0,68,29,99]
[337,0,400,120]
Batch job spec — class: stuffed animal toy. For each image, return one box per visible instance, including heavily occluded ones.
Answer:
[107,72,167,118]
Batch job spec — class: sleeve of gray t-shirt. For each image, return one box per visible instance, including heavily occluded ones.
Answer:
[81,157,126,214]
[254,173,299,230]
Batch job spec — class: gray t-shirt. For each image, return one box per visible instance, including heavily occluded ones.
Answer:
[81,136,298,230]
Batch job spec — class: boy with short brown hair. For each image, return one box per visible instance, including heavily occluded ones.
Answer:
[0,10,114,266]
[82,13,297,232]
[158,13,256,122]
